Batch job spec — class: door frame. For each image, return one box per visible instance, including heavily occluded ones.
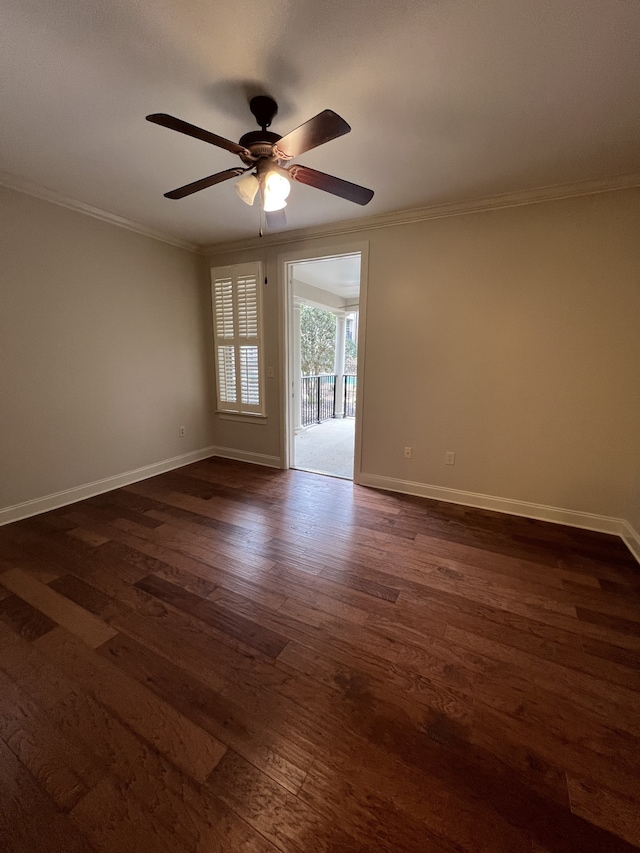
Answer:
[278,240,370,483]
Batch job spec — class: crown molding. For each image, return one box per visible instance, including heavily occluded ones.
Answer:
[0,170,199,253]
[3,167,638,258]
[202,172,640,256]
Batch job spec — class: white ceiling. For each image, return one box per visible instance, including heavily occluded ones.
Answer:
[292,255,361,301]
[2,0,639,248]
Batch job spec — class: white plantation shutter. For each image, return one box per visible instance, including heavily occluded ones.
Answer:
[239,346,260,405]
[211,262,265,415]
[214,278,234,339]
[237,275,258,338]
[217,345,237,403]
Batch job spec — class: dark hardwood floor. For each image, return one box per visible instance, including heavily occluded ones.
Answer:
[1,457,639,852]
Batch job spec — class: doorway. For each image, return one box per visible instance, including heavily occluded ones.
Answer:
[283,248,366,481]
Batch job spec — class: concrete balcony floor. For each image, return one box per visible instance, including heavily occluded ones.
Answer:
[293,417,355,480]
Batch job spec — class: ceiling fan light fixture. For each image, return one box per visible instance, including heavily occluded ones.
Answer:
[148,102,374,216]
[262,170,290,212]
[235,172,259,205]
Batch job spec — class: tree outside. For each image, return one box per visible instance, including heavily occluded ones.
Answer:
[299,304,358,376]
[300,305,336,375]
[345,337,357,374]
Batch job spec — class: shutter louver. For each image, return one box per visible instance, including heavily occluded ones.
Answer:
[217,345,237,403]
[215,279,234,339]
[237,276,259,338]
[239,345,260,405]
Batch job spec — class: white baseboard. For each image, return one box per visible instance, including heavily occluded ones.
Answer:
[359,473,639,563]
[211,446,283,469]
[2,455,637,565]
[621,521,640,564]
[0,447,217,526]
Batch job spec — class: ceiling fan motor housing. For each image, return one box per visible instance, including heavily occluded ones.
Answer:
[249,95,278,129]
[237,96,285,166]
[238,130,283,166]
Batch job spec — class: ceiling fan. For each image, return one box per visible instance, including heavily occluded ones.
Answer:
[146,96,374,229]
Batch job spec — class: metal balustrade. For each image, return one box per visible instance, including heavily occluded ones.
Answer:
[300,374,357,426]
[343,374,356,417]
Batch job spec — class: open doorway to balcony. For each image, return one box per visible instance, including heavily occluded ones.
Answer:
[286,252,362,480]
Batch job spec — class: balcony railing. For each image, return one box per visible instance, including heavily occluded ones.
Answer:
[300,374,357,426]
[344,374,356,418]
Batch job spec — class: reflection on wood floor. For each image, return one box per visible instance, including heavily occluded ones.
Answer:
[0,457,639,852]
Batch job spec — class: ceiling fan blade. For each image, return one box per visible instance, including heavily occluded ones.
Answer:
[275,110,350,160]
[288,164,374,205]
[164,168,246,199]
[146,113,249,157]
[266,209,287,230]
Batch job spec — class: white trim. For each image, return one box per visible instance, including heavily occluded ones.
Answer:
[279,242,369,482]
[216,412,268,423]
[358,473,640,563]
[0,170,199,253]
[204,173,640,255]
[211,447,282,468]
[0,447,217,526]
[352,244,369,487]
[2,449,636,562]
[621,521,640,564]
[4,167,638,258]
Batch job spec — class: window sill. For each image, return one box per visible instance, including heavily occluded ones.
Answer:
[216,411,268,424]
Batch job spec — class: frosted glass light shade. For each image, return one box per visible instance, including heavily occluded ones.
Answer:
[235,173,259,205]
[263,171,290,212]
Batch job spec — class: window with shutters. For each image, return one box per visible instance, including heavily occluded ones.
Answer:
[211,262,265,416]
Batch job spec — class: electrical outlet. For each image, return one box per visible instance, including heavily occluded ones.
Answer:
[404,446,412,459]
[445,451,455,465]
[179,426,186,437]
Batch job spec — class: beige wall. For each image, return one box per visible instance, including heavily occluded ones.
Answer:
[209,188,640,529]
[1,187,214,510]
[629,467,640,535]
[2,184,637,538]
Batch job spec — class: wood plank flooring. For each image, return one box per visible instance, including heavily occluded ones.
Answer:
[1,457,639,852]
